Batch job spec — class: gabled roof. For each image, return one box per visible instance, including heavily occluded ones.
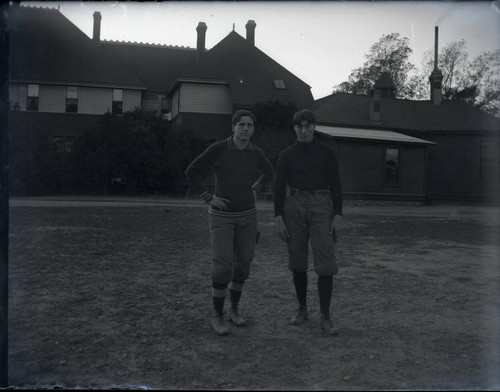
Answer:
[9,5,144,88]
[99,41,196,94]
[10,5,314,108]
[175,31,314,109]
[310,93,500,132]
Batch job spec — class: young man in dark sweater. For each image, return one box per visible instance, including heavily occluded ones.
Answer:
[185,110,274,336]
[274,109,343,336]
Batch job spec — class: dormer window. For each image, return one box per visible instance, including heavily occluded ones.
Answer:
[273,79,286,89]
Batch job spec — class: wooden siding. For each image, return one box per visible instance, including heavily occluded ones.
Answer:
[180,83,233,114]
[78,87,112,115]
[425,133,499,201]
[123,90,142,113]
[39,85,66,113]
[9,84,27,111]
[400,148,427,194]
[340,143,384,193]
[336,140,426,199]
[10,84,144,115]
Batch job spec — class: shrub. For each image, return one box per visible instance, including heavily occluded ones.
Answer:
[74,109,209,195]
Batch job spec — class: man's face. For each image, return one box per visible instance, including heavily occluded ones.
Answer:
[294,120,315,143]
[232,116,255,141]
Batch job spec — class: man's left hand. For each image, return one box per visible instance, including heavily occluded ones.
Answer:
[330,215,342,243]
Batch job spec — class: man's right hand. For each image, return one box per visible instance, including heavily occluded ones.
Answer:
[209,196,230,211]
[275,215,290,242]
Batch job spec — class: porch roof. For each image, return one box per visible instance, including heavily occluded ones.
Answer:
[315,125,435,145]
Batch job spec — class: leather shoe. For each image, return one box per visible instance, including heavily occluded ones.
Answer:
[290,306,309,325]
[212,314,230,336]
[320,316,339,336]
[227,307,247,327]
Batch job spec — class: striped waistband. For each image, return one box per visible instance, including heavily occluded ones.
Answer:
[208,206,257,217]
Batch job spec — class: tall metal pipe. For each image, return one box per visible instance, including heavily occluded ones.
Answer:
[434,26,439,70]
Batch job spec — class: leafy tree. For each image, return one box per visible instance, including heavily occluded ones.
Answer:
[334,33,416,98]
[163,126,211,190]
[252,100,297,170]
[74,109,209,194]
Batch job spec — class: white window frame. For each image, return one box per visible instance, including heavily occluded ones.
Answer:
[112,89,123,115]
[66,86,78,113]
[383,147,400,186]
[27,84,39,111]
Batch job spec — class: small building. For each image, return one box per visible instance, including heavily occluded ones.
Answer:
[315,125,434,202]
[310,68,500,203]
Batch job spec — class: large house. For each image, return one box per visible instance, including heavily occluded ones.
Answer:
[9,4,313,133]
[8,3,313,189]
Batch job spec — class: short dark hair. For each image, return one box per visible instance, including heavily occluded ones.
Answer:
[232,109,256,126]
[293,109,316,126]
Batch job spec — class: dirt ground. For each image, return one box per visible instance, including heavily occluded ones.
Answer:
[6,197,500,390]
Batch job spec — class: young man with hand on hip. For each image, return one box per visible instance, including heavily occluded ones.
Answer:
[185,110,274,336]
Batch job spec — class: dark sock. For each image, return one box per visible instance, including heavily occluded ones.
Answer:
[293,272,308,307]
[318,275,333,318]
[212,297,225,316]
[229,288,242,309]
[229,280,244,309]
[212,281,227,316]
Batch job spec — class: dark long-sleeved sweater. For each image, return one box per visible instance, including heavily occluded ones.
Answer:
[185,137,274,214]
[274,137,342,217]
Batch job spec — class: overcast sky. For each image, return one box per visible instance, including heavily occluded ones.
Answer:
[23,1,500,100]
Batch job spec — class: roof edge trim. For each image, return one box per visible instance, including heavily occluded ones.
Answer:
[315,125,435,145]
[10,79,147,90]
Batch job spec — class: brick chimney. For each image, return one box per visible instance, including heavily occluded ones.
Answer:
[196,22,207,57]
[429,26,443,106]
[93,12,101,42]
[246,20,256,46]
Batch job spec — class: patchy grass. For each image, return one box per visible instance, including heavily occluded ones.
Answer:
[7,203,500,390]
